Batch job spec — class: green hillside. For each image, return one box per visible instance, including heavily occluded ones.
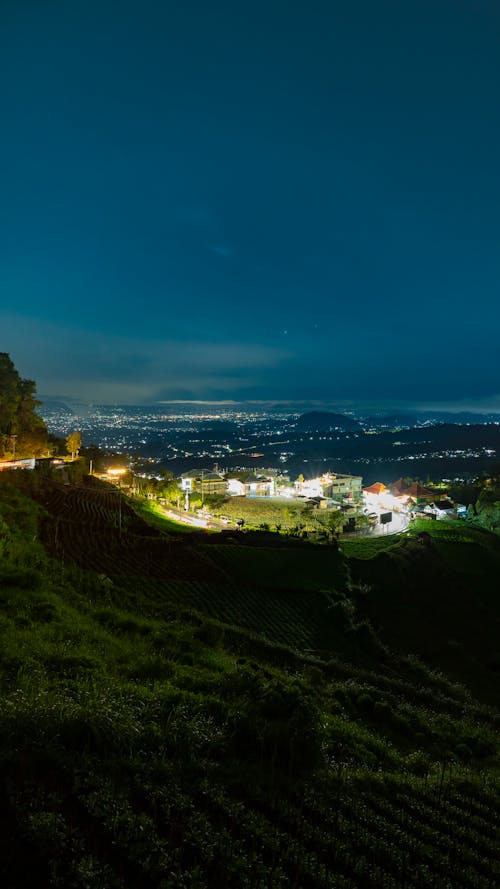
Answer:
[350,520,500,703]
[0,470,499,888]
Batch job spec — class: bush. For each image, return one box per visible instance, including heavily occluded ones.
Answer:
[0,569,40,590]
[194,622,225,648]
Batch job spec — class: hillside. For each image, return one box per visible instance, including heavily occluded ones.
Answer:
[350,521,500,703]
[294,411,362,432]
[0,470,499,888]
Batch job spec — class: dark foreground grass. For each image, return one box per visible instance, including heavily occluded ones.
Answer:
[340,535,404,559]
[350,531,500,702]
[0,473,499,888]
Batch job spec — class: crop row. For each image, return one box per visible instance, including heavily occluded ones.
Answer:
[39,510,322,650]
[37,492,327,648]
[11,746,498,889]
[193,779,499,889]
[41,514,218,581]
[112,573,321,650]
[204,543,347,592]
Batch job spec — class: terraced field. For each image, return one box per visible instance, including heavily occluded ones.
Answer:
[339,535,404,559]
[33,479,346,650]
[1,472,499,888]
[203,543,347,591]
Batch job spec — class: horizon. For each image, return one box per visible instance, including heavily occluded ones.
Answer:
[38,394,500,417]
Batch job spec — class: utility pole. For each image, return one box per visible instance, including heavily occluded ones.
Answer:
[116,480,123,536]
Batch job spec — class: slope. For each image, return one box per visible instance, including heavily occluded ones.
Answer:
[350,521,500,703]
[0,471,498,889]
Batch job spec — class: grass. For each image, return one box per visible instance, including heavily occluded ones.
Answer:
[219,495,310,529]
[340,517,496,561]
[130,497,196,534]
[350,530,500,702]
[340,535,404,559]
[408,516,499,544]
[204,542,348,592]
[0,471,499,888]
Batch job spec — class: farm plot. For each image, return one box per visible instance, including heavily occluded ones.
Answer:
[35,482,335,649]
[408,517,500,547]
[340,536,403,559]
[36,480,224,581]
[41,516,224,582]
[111,576,325,649]
[36,479,151,533]
[203,543,348,592]
[220,496,307,529]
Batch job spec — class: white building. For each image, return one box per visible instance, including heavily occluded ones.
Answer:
[179,469,227,495]
[226,472,275,497]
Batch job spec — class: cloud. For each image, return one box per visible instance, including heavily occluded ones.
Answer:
[2,310,499,408]
[413,394,500,414]
[0,313,287,403]
[210,244,232,258]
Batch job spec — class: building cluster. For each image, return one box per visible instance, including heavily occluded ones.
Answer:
[179,467,363,505]
[363,479,466,520]
[294,472,363,503]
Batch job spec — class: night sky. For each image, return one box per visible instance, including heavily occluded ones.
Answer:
[1,1,499,408]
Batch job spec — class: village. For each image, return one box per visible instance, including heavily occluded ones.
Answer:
[0,451,468,537]
[120,465,468,536]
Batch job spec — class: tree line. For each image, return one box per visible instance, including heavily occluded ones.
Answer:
[0,352,48,458]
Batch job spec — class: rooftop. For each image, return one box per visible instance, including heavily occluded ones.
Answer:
[180,469,224,481]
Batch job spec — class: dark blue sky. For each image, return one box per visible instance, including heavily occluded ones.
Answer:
[1,1,499,407]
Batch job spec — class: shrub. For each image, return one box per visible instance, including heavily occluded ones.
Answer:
[194,622,225,648]
[0,569,40,590]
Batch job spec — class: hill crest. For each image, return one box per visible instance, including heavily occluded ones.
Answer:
[294,410,361,431]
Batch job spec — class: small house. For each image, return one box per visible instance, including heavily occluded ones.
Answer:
[226,472,275,497]
[180,469,227,495]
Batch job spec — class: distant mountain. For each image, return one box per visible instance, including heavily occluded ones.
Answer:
[364,411,500,428]
[38,399,76,414]
[427,411,500,425]
[364,414,418,428]
[293,411,361,432]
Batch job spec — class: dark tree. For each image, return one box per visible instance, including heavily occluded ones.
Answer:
[0,353,47,457]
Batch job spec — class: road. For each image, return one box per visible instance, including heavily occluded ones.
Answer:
[158,505,232,531]
[157,501,409,537]
[160,507,209,528]
[357,505,410,537]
